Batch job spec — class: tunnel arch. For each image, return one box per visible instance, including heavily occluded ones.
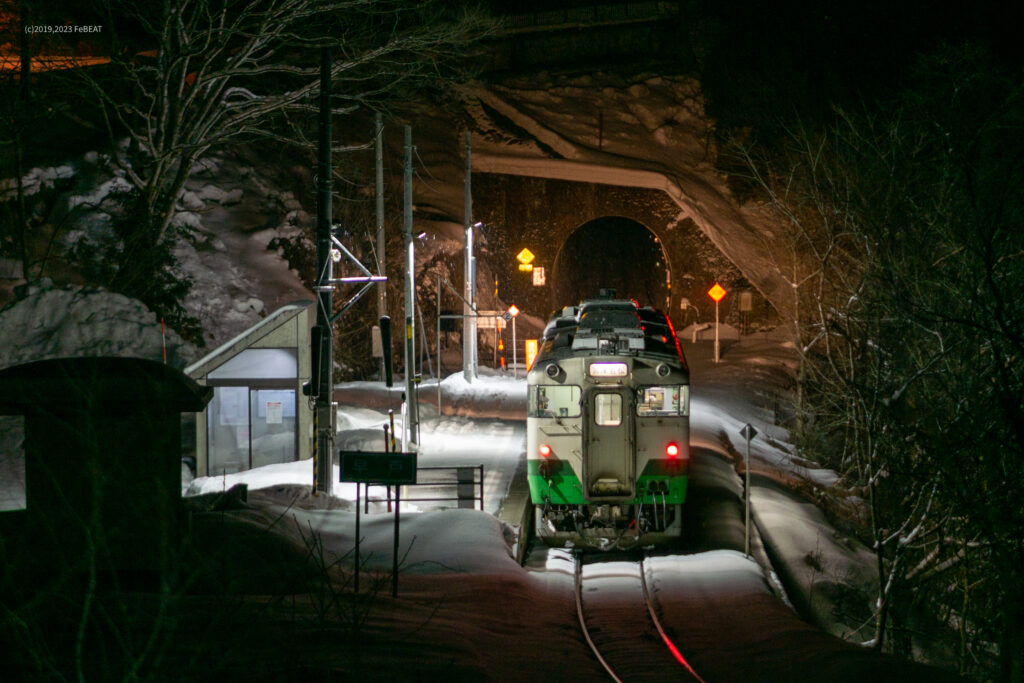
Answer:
[551,216,671,312]
[471,173,773,334]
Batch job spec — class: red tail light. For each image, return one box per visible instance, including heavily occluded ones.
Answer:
[666,443,679,459]
[539,444,552,458]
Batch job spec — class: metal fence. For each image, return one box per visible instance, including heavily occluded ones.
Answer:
[362,465,485,512]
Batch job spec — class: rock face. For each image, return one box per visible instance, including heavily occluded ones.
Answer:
[381,73,793,323]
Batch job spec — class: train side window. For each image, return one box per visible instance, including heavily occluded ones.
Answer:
[528,385,581,418]
[594,393,622,426]
[636,385,689,416]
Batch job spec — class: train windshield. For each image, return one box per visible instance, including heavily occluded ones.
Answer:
[579,310,640,330]
[528,385,582,418]
[636,385,689,416]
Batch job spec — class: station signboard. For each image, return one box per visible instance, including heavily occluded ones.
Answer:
[339,450,417,484]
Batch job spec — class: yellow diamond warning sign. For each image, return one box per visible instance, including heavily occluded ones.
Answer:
[707,283,727,302]
[515,248,535,265]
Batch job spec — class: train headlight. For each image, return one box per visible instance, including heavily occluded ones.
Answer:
[545,363,561,378]
[539,444,552,458]
[666,442,680,459]
[656,362,671,377]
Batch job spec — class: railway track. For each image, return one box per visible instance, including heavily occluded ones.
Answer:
[574,554,705,683]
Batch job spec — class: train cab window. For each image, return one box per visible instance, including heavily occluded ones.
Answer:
[637,385,689,416]
[594,393,622,426]
[529,385,581,418]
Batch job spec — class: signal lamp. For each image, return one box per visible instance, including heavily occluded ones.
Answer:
[666,443,680,459]
[539,444,552,458]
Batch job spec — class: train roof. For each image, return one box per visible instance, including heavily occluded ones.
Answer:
[537,299,688,369]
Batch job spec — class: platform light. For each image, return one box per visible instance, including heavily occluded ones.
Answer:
[589,362,628,378]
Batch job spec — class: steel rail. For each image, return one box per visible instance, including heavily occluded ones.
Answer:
[574,555,623,683]
[639,558,707,683]
[574,553,707,683]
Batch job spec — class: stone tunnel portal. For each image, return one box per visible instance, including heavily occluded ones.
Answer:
[552,216,670,312]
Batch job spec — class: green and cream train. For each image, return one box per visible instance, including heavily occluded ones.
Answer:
[527,298,691,550]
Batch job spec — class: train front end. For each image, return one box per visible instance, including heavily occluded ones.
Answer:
[526,301,690,550]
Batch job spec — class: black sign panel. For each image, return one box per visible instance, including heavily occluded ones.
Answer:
[339,450,417,484]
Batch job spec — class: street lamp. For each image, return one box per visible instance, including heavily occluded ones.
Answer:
[507,304,520,378]
[464,220,482,382]
[707,283,727,363]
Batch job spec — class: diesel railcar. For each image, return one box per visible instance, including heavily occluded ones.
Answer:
[527,298,691,550]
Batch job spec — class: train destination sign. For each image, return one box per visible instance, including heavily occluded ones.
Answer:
[339,450,417,484]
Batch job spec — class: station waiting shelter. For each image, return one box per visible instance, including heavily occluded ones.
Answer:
[186,301,314,477]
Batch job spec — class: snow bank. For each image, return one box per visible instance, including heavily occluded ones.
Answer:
[0,280,196,370]
[334,370,527,420]
[0,164,75,200]
[436,370,527,418]
[751,481,877,642]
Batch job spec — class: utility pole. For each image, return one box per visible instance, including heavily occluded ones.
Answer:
[375,112,387,379]
[740,423,758,557]
[463,131,477,382]
[403,125,419,451]
[314,47,334,494]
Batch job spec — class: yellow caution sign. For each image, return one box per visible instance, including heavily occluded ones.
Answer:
[516,248,535,265]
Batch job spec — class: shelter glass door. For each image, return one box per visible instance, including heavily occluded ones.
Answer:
[207,386,297,474]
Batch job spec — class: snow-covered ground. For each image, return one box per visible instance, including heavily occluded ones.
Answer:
[170,331,955,680]
[0,291,955,677]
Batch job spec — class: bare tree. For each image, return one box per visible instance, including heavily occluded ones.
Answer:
[63,0,493,339]
[739,43,1024,680]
